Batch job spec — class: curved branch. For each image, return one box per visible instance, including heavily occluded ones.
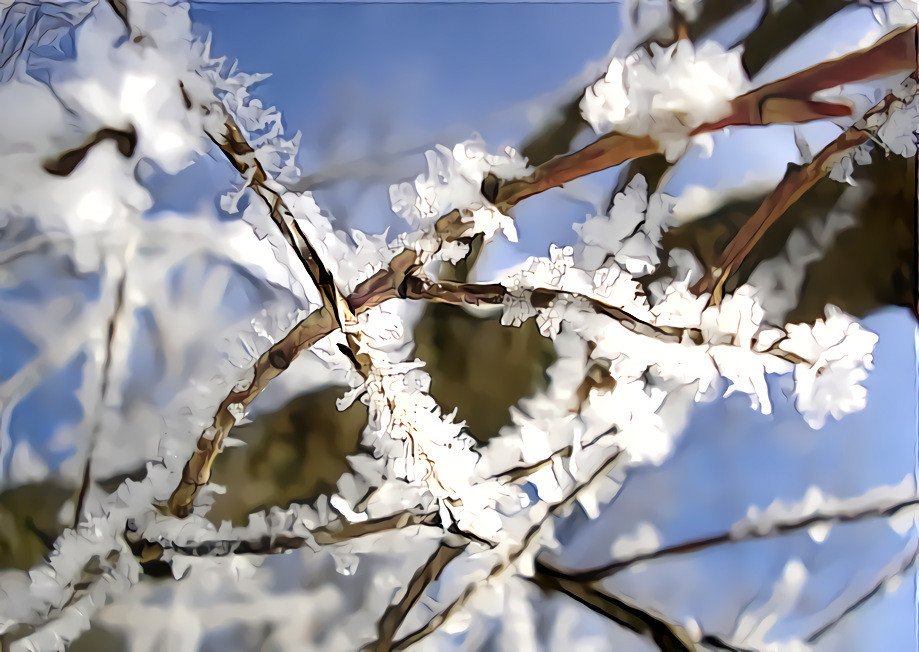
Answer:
[494,26,916,214]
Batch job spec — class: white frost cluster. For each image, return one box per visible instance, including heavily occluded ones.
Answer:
[780,306,879,428]
[573,174,676,275]
[580,39,750,159]
[864,0,919,28]
[389,136,530,243]
[877,91,919,158]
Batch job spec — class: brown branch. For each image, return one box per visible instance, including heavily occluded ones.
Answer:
[391,450,624,650]
[146,511,441,562]
[530,564,700,652]
[168,307,338,516]
[168,108,371,515]
[367,540,466,652]
[401,276,806,366]
[42,126,137,177]
[539,495,919,584]
[519,0,765,167]
[693,92,905,302]
[702,25,917,132]
[493,26,917,215]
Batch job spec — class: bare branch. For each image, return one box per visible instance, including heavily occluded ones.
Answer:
[703,25,917,133]
[540,496,919,584]
[530,563,700,652]
[367,540,466,652]
[694,91,906,302]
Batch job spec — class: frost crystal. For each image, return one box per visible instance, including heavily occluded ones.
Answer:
[573,174,675,275]
[580,40,750,159]
[877,96,919,157]
[389,136,530,242]
[780,307,879,428]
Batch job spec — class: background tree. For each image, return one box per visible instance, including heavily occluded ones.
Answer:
[0,0,916,650]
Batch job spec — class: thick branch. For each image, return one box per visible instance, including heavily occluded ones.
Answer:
[694,91,905,301]
[703,25,916,132]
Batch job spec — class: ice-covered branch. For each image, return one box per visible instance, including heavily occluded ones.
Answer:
[167,307,339,516]
[390,450,625,649]
[368,539,467,652]
[204,117,356,330]
[144,510,441,560]
[540,487,919,583]
[491,25,917,210]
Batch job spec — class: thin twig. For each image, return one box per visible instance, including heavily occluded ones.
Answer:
[148,511,442,560]
[74,260,130,527]
[367,540,467,652]
[401,276,806,366]
[539,496,919,583]
[530,564,700,652]
[806,543,918,643]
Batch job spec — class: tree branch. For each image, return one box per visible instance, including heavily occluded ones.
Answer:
[391,450,624,649]
[806,542,918,644]
[367,540,466,652]
[530,563,700,652]
[168,307,338,516]
[401,276,807,366]
[694,91,906,302]
[539,496,919,584]
[145,510,442,561]
[495,26,917,214]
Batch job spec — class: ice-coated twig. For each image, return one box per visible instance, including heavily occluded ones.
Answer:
[390,451,624,650]
[367,539,467,652]
[538,493,919,583]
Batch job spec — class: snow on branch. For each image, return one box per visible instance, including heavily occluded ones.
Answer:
[0,0,914,648]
